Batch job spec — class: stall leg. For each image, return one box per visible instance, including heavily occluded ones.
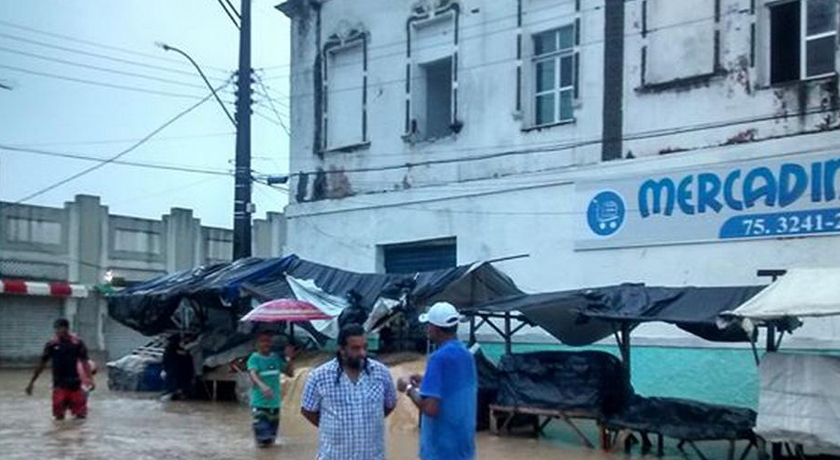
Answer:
[688,441,710,460]
[504,312,512,355]
[561,415,594,448]
[599,423,610,451]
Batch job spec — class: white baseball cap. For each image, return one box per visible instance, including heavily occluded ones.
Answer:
[419,302,462,328]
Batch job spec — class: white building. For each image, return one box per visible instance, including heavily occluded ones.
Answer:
[278,0,840,347]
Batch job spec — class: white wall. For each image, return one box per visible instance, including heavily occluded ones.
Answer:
[286,129,840,348]
[282,0,840,348]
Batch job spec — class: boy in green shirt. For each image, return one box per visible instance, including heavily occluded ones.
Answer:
[247,331,296,447]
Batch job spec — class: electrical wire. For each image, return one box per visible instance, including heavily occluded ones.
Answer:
[254,74,291,136]
[0,19,232,74]
[259,0,731,83]
[3,132,235,148]
[278,102,840,179]
[259,0,583,79]
[12,79,233,204]
[215,0,241,28]
[0,45,212,91]
[0,32,232,82]
[0,144,235,177]
[263,4,748,98]
[0,63,219,100]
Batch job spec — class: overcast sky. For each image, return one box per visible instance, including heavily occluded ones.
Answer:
[0,0,290,228]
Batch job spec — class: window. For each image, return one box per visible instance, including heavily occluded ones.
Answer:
[419,57,453,140]
[770,0,837,84]
[114,229,162,254]
[644,0,716,85]
[5,217,62,245]
[406,9,460,142]
[323,36,367,151]
[533,26,577,126]
[381,237,456,274]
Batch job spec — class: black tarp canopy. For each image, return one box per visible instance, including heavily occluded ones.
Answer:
[241,255,524,312]
[462,284,765,346]
[108,257,295,336]
[108,254,522,337]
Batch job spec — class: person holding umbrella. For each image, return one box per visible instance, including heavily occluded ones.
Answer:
[247,331,297,448]
[240,298,326,448]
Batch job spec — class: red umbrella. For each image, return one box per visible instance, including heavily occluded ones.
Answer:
[240,299,332,323]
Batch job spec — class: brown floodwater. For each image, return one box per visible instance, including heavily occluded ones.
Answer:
[0,366,737,460]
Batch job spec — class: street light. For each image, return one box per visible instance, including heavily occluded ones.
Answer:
[155,42,236,127]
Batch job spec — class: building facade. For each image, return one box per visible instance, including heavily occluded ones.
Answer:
[0,194,286,366]
[279,0,840,347]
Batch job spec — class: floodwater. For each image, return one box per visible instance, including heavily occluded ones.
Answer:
[0,365,743,460]
[0,368,614,460]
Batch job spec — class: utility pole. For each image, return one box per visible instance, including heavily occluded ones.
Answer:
[233,0,253,259]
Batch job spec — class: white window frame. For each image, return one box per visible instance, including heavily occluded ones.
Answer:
[530,24,578,128]
[766,0,838,83]
[801,0,837,79]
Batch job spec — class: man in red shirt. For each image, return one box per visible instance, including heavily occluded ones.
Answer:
[25,318,95,420]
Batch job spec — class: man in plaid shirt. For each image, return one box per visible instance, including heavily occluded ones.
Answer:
[301,323,398,460]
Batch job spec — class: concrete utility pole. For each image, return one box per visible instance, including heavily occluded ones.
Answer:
[233,0,253,259]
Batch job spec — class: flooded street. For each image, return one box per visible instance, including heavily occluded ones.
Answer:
[0,369,615,460]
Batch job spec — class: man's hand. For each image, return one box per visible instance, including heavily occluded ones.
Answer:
[396,377,410,393]
[284,344,298,361]
[260,385,274,399]
[410,374,423,387]
[25,383,33,396]
[87,381,96,392]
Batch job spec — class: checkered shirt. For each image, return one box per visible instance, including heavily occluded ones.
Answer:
[302,358,397,460]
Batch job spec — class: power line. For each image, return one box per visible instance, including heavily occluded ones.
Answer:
[259,0,582,79]
[13,80,233,204]
[285,141,840,219]
[215,0,241,28]
[0,45,211,91]
[253,108,288,130]
[3,132,235,148]
[255,74,291,136]
[110,175,229,207]
[225,0,242,18]
[0,144,234,177]
[264,3,746,97]
[0,19,232,74]
[0,63,222,100]
[0,31,232,82]
[286,103,839,178]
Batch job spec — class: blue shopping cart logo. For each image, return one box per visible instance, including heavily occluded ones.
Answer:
[587,191,626,236]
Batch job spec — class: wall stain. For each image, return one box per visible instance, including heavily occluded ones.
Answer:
[723,128,757,145]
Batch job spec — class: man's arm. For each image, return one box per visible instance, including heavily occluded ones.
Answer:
[26,348,50,395]
[249,369,274,398]
[79,341,95,390]
[383,368,398,417]
[283,360,295,378]
[283,345,297,377]
[301,408,320,427]
[300,370,321,427]
[406,386,440,417]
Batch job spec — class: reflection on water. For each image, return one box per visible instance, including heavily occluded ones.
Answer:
[0,369,736,460]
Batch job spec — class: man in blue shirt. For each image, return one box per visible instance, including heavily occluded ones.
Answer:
[398,302,477,460]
